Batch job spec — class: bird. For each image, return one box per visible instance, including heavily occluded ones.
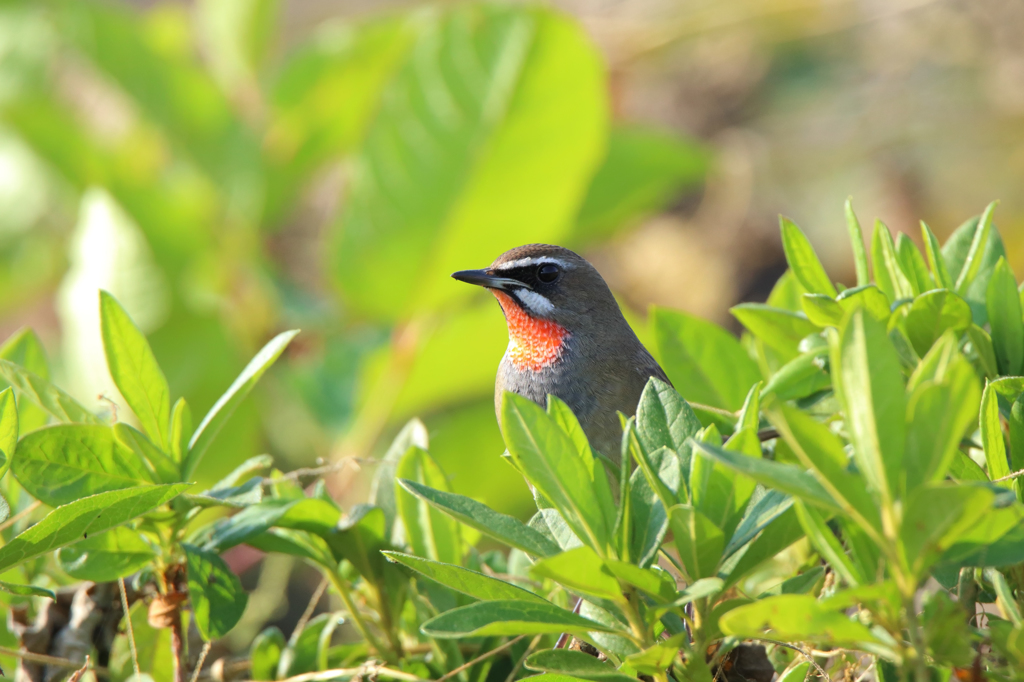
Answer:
[451,244,671,460]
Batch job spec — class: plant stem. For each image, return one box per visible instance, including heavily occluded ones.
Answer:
[901,593,929,682]
[169,606,185,682]
[326,569,395,663]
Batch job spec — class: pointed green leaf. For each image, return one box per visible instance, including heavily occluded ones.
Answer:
[902,290,972,357]
[396,446,462,564]
[835,285,891,322]
[780,216,836,297]
[384,551,546,603]
[114,423,179,483]
[635,378,702,459]
[169,397,192,463]
[801,294,843,327]
[988,257,1024,376]
[668,505,724,580]
[921,221,953,289]
[982,381,1011,483]
[794,500,864,587]
[719,594,876,644]
[0,359,100,424]
[398,478,560,557]
[955,201,999,295]
[895,233,931,295]
[185,329,298,479]
[57,525,156,582]
[0,327,51,432]
[526,650,634,682]
[421,600,622,638]
[99,291,171,451]
[531,546,622,602]
[731,304,820,360]
[0,483,189,574]
[845,198,869,287]
[0,387,17,481]
[871,220,914,302]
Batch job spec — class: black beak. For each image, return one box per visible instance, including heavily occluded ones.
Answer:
[451,269,531,291]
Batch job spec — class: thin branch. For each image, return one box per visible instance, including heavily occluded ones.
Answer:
[554,597,583,649]
[993,468,1024,483]
[435,636,527,682]
[0,645,110,677]
[189,641,212,682]
[0,500,41,534]
[119,578,140,680]
[756,639,831,681]
[294,576,329,637]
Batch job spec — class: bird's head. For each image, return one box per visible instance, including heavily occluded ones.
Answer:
[451,244,622,371]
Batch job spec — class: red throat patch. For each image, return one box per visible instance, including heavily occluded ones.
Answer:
[492,290,569,372]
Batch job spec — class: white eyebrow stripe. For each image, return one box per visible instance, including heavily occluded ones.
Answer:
[514,290,555,315]
[492,257,573,271]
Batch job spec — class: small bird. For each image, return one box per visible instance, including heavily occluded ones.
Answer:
[452,244,671,459]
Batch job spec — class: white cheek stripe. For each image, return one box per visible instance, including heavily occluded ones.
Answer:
[492,257,573,271]
[515,289,555,315]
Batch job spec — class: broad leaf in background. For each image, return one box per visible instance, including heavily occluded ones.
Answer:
[0,327,50,432]
[333,5,607,319]
[987,257,1024,376]
[0,359,101,425]
[0,484,189,574]
[422,599,620,638]
[184,542,248,640]
[396,446,462,565]
[943,208,1006,325]
[779,216,836,297]
[652,307,760,412]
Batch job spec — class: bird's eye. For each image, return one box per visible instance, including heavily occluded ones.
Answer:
[537,263,561,283]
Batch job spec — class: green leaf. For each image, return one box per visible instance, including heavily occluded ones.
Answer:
[944,208,1006,325]
[547,395,616,534]
[422,599,622,638]
[987,568,1023,627]
[668,505,724,580]
[649,577,724,619]
[531,546,622,602]
[170,397,192,463]
[0,483,189,574]
[761,349,830,401]
[955,201,999,295]
[114,423,179,484]
[628,446,680,567]
[778,662,811,682]
[502,392,612,553]
[718,594,876,644]
[904,359,980,491]
[900,484,996,578]
[371,418,429,536]
[780,216,836,297]
[99,291,171,451]
[921,221,953,289]
[901,290,972,357]
[184,542,248,640]
[982,381,1011,483]
[57,525,155,582]
[692,441,842,514]
[396,446,462,564]
[835,285,891,322]
[988,257,1024,376]
[766,402,882,536]
[871,220,915,302]
[949,451,988,483]
[624,633,687,675]
[794,501,864,587]
[398,478,559,557]
[966,324,999,378]
[720,506,803,589]
[185,329,298,479]
[801,294,843,327]
[0,387,17,481]
[652,307,760,411]
[0,581,55,599]
[13,424,155,506]
[832,311,905,502]
[526,649,634,682]
[384,551,546,603]
[845,198,869,287]
[731,304,820,361]
[250,626,286,681]
[0,328,50,432]
[333,6,607,320]
[0,359,101,424]
[895,233,932,295]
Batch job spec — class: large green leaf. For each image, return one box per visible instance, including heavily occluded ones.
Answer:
[530,546,622,602]
[184,543,248,640]
[501,392,612,553]
[184,329,298,479]
[794,501,865,587]
[669,505,724,580]
[871,220,914,302]
[953,201,999,295]
[0,328,50,433]
[900,484,997,578]
[99,291,171,451]
[920,221,953,289]
[895,233,932,296]
[845,199,869,286]
[982,381,1011,483]
[332,5,606,319]
[250,626,286,681]
[634,377,702,457]
[831,311,905,503]
[943,209,1006,325]
[57,525,156,582]
[396,446,462,565]
[652,307,760,411]
[780,216,836,296]
[0,484,189,574]
[371,418,429,537]
[398,478,559,557]
[988,258,1024,376]
[384,551,546,603]
[526,650,634,682]
[421,599,621,638]
[14,424,155,506]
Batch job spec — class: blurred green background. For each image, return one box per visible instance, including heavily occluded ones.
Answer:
[0,0,1022,527]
